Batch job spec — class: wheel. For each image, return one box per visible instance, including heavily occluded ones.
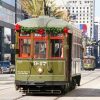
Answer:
[61,84,69,94]
[69,79,76,90]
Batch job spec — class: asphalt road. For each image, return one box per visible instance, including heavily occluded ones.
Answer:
[0,69,100,100]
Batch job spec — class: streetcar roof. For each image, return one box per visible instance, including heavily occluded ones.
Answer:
[83,56,95,59]
[17,16,81,34]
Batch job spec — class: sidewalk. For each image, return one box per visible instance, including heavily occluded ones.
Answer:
[0,81,14,85]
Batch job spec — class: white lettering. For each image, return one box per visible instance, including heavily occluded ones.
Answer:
[33,61,47,66]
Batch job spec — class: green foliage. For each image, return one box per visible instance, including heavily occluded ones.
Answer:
[20,26,63,35]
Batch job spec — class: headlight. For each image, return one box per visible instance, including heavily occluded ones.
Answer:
[37,67,43,74]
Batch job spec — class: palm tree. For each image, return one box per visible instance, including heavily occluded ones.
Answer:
[20,0,44,17]
[20,0,70,21]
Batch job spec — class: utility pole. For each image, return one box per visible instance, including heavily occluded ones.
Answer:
[11,0,17,64]
[15,0,17,23]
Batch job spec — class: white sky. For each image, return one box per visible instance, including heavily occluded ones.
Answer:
[95,0,100,17]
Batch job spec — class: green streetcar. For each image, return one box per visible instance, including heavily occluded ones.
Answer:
[15,16,82,94]
[83,46,96,70]
[83,56,95,70]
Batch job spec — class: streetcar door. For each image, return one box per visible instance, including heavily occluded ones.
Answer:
[67,33,72,81]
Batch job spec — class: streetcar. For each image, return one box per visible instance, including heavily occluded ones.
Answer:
[15,16,82,94]
[83,46,96,70]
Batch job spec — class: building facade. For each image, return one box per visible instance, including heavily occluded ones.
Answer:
[94,17,100,41]
[57,0,95,39]
[94,17,100,67]
[0,0,24,63]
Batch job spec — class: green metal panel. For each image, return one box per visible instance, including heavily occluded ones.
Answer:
[84,64,94,69]
[15,59,66,82]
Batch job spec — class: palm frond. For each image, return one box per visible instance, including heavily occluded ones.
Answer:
[20,0,44,16]
[20,0,71,21]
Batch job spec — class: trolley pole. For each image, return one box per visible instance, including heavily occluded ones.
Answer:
[43,0,51,16]
[44,0,47,15]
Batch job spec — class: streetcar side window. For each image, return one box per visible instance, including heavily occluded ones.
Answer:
[50,39,63,58]
[34,41,46,59]
[19,39,31,58]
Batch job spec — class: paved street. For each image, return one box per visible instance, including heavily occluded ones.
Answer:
[0,69,100,100]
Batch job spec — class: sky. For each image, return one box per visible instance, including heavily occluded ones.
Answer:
[55,0,100,17]
[95,0,100,17]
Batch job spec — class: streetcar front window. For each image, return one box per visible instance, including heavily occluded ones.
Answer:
[51,39,63,58]
[34,41,46,58]
[86,59,91,64]
[19,39,31,58]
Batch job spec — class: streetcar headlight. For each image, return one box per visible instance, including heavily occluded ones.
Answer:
[37,67,43,74]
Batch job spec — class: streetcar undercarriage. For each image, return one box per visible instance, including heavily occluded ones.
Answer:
[15,75,81,94]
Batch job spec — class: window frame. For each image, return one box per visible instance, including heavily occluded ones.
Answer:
[50,36,64,59]
[33,36,48,59]
[18,36,32,58]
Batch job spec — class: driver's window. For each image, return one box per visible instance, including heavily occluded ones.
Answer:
[34,41,46,58]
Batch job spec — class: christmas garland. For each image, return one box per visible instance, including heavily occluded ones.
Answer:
[15,24,69,35]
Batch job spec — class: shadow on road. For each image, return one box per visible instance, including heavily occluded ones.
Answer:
[65,88,100,97]
[21,87,100,97]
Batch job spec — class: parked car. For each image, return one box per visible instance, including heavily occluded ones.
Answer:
[0,61,11,74]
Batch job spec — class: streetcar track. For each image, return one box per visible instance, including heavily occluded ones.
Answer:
[81,71,95,78]
[81,75,100,86]
[53,72,100,100]
[13,95,25,100]
[53,95,63,100]
[0,71,100,99]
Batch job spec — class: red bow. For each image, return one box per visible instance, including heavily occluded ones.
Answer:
[63,27,69,33]
[15,24,21,31]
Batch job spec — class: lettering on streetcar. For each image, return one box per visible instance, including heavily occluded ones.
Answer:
[33,61,47,66]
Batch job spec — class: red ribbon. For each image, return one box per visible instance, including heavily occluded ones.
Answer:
[63,27,69,33]
[37,28,44,35]
[15,24,21,31]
